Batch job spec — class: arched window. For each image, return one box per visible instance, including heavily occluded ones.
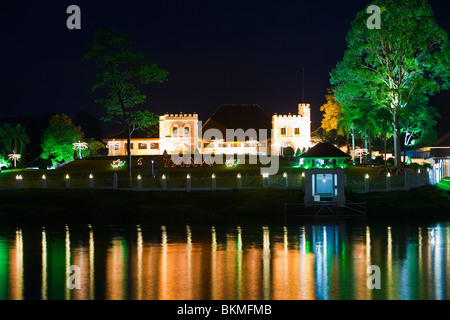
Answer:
[183,125,190,137]
[172,125,178,137]
[280,126,286,137]
[294,127,300,137]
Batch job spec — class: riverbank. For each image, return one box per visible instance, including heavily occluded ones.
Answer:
[0,186,449,225]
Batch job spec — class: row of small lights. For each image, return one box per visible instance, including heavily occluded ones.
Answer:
[16,168,431,181]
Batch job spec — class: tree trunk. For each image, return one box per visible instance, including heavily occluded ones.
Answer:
[383,134,387,166]
[352,130,356,166]
[127,125,132,188]
[364,131,367,163]
[393,110,402,170]
[368,130,372,163]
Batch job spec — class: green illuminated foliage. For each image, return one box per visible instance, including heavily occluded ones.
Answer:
[331,0,450,170]
[78,138,106,157]
[0,123,30,168]
[400,104,439,148]
[40,114,83,166]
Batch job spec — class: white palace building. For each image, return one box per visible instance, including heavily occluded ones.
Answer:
[103,103,312,157]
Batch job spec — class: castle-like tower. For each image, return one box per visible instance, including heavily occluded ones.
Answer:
[272,103,311,156]
[159,113,200,154]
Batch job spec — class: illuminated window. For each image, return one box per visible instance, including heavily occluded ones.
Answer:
[151,143,159,150]
[138,143,147,150]
[287,127,292,137]
[295,128,300,136]
[280,127,286,137]
[184,126,190,136]
[172,126,178,137]
[114,144,119,151]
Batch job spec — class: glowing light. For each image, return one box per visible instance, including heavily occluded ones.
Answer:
[365,174,369,179]
[106,139,122,156]
[187,174,191,179]
[237,173,241,179]
[137,175,142,180]
[274,140,294,148]
[111,159,126,169]
[8,151,21,168]
[418,169,421,174]
[354,147,370,163]
[387,172,391,178]
[72,141,88,159]
[322,174,326,183]
[65,174,70,179]
[89,174,93,179]
[302,172,305,177]
[225,158,240,168]
[206,139,225,149]
[162,174,166,180]
[244,138,261,148]
[171,140,191,153]
[283,172,287,178]
[212,173,216,179]
[42,174,47,180]
[262,172,269,178]
[16,175,23,180]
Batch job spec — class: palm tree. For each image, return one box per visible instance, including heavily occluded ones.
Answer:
[0,123,14,152]
[1,123,30,168]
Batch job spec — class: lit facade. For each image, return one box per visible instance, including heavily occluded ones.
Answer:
[272,103,312,156]
[159,113,200,155]
[104,104,313,156]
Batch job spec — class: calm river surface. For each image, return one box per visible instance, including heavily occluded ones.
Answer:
[0,220,449,300]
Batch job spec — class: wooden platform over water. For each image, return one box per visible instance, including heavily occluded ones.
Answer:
[284,200,367,222]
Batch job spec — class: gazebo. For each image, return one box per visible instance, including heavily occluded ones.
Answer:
[300,142,350,207]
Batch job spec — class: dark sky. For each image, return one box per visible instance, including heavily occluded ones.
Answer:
[1,0,450,136]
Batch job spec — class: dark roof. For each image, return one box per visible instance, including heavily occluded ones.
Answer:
[300,142,350,159]
[202,104,272,140]
[103,125,159,140]
[429,148,450,159]
[432,132,450,148]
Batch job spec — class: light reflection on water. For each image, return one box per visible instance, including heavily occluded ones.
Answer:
[0,221,449,300]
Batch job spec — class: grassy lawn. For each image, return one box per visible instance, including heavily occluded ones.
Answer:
[0,156,400,179]
[437,177,450,191]
[2,157,444,224]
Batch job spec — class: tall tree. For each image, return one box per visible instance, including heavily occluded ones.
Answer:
[331,0,450,171]
[0,123,30,168]
[320,88,344,133]
[12,123,30,168]
[40,114,83,166]
[84,28,168,188]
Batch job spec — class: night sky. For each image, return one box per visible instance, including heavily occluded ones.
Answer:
[2,0,450,136]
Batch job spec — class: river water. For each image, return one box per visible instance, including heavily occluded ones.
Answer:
[0,220,449,300]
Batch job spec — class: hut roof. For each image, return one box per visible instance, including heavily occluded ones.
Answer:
[300,142,350,159]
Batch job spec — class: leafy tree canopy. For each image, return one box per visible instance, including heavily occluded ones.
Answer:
[331,0,450,168]
[84,28,168,130]
[40,114,83,165]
